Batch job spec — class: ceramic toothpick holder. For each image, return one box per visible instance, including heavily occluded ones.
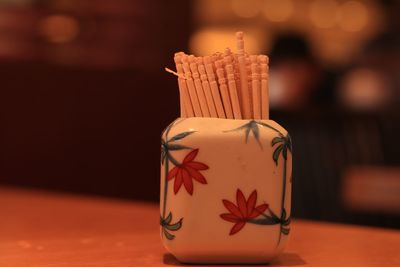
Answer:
[160,117,292,264]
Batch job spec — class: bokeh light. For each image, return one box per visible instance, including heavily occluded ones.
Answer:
[338,1,368,32]
[38,15,79,43]
[189,28,261,56]
[339,68,389,110]
[231,0,261,18]
[309,0,339,29]
[263,0,294,22]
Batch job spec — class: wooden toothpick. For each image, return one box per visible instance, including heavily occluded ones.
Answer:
[258,55,269,120]
[245,55,253,118]
[232,53,241,101]
[250,55,261,119]
[169,32,271,120]
[181,54,203,117]
[197,57,218,118]
[174,53,194,117]
[204,56,226,118]
[236,32,251,119]
[215,60,234,119]
[224,53,242,119]
[189,55,211,117]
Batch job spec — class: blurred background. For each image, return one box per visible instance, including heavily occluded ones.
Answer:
[0,0,399,229]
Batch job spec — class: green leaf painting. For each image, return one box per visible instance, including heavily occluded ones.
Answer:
[160,213,183,240]
[160,119,209,241]
[168,131,196,142]
[223,120,293,247]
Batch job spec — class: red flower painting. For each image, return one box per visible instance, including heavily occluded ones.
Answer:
[167,149,209,195]
[220,189,269,235]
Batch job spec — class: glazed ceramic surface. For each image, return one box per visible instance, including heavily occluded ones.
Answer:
[160,117,292,264]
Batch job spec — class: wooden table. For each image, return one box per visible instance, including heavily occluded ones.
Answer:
[0,186,399,267]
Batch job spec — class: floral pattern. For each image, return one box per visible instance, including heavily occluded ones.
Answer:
[220,189,269,235]
[167,149,208,195]
[224,120,263,148]
[160,212,183,240]
[160,119,292,244]
[220,189,290,237]
[223,120,292,246]
[160,119,209,240]
[271,133,292,242]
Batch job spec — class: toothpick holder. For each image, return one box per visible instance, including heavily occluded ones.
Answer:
[160,117,292,264]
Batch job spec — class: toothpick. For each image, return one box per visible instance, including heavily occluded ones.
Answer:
[181,54,203,117]
[215,60,234,119]
[223,49,238,89]
[232,53,241,101]
[250,55,261,119]
[189,55,211,117]
[197,57,218,118]
[204,56,226,118]
[236,32,251,119]
[165,67,185,80]
[258,55,269,120]
[173,54,194,117]
[245,55,253,117]
[224,53,242,119]
[170,32,271,121]
[174,52,188,116]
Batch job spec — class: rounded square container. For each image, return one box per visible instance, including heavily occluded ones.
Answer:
[160,117,292,264]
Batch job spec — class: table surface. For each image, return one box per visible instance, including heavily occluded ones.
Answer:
[0,186,399,267]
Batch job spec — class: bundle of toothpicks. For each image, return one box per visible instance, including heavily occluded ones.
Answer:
[166,32,269,120]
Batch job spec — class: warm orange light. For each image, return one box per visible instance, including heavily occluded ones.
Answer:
[38,15,79,43]
[231,0,261,18]
[339,68,389,110]
[309,0,339,29]
[189,29,261,56]
[338,1,368,32]
[263,0,294,22]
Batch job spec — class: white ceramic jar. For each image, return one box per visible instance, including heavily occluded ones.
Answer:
[160,117,292,264]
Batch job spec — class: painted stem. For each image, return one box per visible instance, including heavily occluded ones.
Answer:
[248,216,280,225]
[278,156,287,246]
[256,121,281,135]
[167,152,180,167]
[162,128,172,220]
[162,155,169,219]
